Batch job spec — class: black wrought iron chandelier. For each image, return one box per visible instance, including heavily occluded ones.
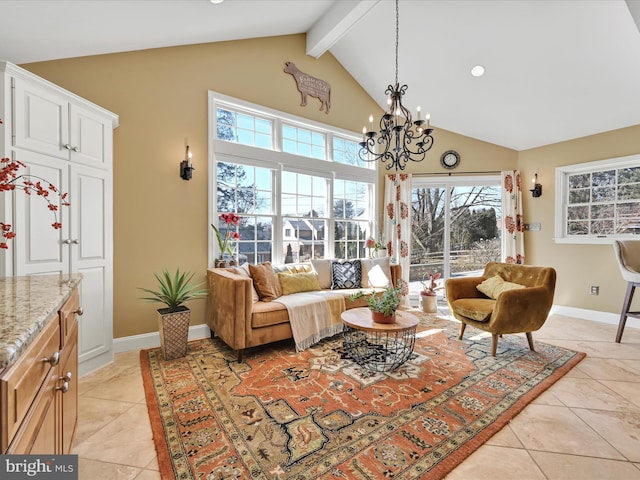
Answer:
[359,0,434,171]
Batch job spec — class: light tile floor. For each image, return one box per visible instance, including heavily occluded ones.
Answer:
[74,314,640,480]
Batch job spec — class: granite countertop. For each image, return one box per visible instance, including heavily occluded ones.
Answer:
[0,274,82,371]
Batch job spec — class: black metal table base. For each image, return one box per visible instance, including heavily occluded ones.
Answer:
[342,325,417,372]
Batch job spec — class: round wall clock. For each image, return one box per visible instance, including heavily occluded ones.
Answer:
[440,150,461,169]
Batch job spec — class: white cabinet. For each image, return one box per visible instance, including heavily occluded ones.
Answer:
[0,60,118,375]
[13,77,112,169]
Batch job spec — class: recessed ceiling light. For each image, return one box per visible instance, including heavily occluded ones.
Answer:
[210,0,224,4]
[471,65,485,77]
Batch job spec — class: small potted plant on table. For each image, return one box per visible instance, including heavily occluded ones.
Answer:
[350,281,404,324]
[420,272,441,313]
[139,269,207,360]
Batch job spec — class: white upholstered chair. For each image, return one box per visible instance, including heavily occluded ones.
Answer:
[612,240,640,343]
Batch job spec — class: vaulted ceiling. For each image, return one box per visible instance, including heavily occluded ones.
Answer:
[1,0,639,151]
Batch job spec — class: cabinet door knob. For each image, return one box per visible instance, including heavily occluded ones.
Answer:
[63,239,72,245]
[56,381,70,393]
[71,239,80,245]
[74,307,84,316]
[72,146,79,152]
[42,351,60,366]
[63,144,73,150]
[56,372,72,393]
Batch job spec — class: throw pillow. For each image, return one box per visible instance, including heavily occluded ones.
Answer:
[310,258,332,289]
[248,262,282,302]
[277,271,321,295]
[274,264,313,274]
[360,257,392,288]
[331,260,362,289]
[476,274,526,299]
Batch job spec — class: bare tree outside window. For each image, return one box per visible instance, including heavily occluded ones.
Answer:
[411,185,501,280]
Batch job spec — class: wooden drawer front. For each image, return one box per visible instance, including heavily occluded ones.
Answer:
[6,368,57,454]
[59,288,80,347]
[1,317,60,452]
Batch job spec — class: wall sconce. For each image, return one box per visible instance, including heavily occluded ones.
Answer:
[530,172,542,198]
[180,145,194,180]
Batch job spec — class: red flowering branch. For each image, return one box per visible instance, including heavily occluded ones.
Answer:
[0,117,69,249]
[0,147,70,249]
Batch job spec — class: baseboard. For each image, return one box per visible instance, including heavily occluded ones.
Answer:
[79,350,115,377]
[113,324,211,354]
[551,305,640,330]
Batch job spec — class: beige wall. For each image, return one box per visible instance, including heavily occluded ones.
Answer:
[22,34,515,338]
[22,34,640,337]
[519,124,640,314]
[400,129,518,176]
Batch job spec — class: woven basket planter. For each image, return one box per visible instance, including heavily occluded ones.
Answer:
[157,307,191,360]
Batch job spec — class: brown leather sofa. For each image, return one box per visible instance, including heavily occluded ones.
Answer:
[206,262,401,361]
[445,262,556,356]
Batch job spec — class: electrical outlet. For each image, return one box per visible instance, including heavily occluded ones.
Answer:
[590,285,599,295]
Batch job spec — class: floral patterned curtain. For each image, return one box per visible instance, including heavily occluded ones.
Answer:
[501,170,525,264]
[384,174,412,302]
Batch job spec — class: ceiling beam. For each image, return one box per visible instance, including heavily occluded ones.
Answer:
[306,0,380,58]
[627,0,640,33]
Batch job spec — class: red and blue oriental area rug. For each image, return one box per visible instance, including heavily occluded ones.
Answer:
[140,312,585,479]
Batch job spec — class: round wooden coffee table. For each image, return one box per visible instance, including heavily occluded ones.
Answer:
[341,307,419,372]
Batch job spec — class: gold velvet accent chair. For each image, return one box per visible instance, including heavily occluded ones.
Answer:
[612,240,640,343]
[445,262,557,356]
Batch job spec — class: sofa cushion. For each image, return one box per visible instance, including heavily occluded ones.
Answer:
[361,257,392,288]
[310,258,332,289]
[331,260,362,289]
[251,301,289,328]
[477,274,526,299]
[249,262,282,302]
[452,298,496,322]
[277,271,321,295]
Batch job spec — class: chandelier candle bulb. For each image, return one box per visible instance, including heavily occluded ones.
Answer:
[426,112,430,128]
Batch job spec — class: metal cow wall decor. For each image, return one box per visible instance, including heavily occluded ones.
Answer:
[284,61,331,114]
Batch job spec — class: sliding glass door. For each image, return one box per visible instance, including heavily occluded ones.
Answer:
[410,176,502,294]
